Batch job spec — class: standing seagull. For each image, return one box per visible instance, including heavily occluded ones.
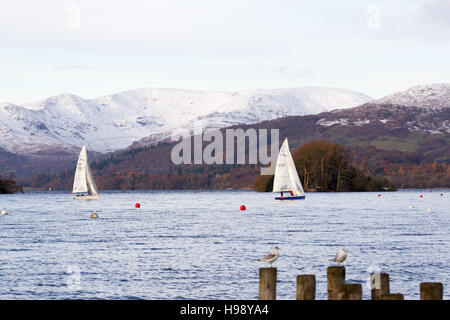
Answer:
[259,246,280,267]
[331,248,347,264]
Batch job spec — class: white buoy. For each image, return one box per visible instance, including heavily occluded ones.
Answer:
[90,211,99,219]
[408,205,414,209]
[427,208,432,212]
[1,209,8,215]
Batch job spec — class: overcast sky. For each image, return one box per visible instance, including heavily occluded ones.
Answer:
[1,0,449,103]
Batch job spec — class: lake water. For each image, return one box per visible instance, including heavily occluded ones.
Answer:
[0,190,448,300]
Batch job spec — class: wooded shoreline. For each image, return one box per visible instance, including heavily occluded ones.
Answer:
[0,175,23,194]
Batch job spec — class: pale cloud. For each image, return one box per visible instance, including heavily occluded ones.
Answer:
[51,66,99,70]
[421,0,450,27]
[0,0,449,102]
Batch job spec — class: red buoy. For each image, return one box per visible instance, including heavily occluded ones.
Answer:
[135,203,141,208]
[378,194,381,197]
[240,205,246,211]
[430,190,433,193]
[420,195,423,198]
[441,193,444,196]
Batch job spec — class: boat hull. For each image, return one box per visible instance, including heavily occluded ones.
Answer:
[275,196,306,200]
[73,195,99,200]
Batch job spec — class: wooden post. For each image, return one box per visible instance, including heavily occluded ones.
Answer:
[337,283,363,300]
[380,293,404,300]
[327,266,345,300]
[296,275,316,300]
[371,273,390,300]
[420,282,443,300]
[258,268,277,300]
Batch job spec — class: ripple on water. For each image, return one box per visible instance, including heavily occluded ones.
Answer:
[0,189,448,299]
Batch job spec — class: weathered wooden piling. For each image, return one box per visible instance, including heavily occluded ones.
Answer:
[258,267,277,300]
[420,282,443,300]
[380,293,404,300]
[370,272,390,300]
[337,283,363,300]
[327,266,346,300]
[296,275,316,300]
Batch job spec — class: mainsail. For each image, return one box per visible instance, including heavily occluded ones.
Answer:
[272,138,305,196]
[72,145,98,196]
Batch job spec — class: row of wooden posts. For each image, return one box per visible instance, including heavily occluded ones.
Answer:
[258,266,444,300]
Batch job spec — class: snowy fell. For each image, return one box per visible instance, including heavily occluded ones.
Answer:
[0,87,371,155]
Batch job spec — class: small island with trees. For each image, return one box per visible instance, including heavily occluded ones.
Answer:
[0,175,23,194]
[254,140,397,192]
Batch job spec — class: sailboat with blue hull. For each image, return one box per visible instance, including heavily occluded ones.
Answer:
[273,138,306,200]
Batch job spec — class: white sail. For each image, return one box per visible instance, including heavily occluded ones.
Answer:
[272,138,305,196]
[72,145,98,196]
[85,159,99,196]
[72,146,88,193]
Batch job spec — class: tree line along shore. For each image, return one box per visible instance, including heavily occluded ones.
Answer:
[3,140,402,193]
[0,175,23,194]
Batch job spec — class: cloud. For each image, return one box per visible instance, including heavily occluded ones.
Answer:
[51,66,99,70]
[277,66,313,78]
[421,0,450,27]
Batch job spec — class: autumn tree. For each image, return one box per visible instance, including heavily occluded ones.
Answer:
[0,175,23,194]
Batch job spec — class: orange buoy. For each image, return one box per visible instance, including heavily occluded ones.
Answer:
[135,203,141,208]
[240,205,246,211]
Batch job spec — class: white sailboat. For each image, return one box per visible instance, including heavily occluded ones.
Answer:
[72,145,99,200]
[273,138,305,200]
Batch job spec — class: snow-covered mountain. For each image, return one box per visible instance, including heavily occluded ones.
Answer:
[0,87,370,155]
[374,83,450,109]
[315,83,450,134]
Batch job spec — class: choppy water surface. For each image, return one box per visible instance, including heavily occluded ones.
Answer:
[0,190,448,300]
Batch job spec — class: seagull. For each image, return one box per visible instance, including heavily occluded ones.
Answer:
[259,246,280,267]
[331,248,347,264]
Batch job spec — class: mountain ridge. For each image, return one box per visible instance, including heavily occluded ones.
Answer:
[374,83,450,109]
[0,86,371,155]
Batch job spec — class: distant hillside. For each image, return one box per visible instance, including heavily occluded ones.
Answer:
[20,102,450,190]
